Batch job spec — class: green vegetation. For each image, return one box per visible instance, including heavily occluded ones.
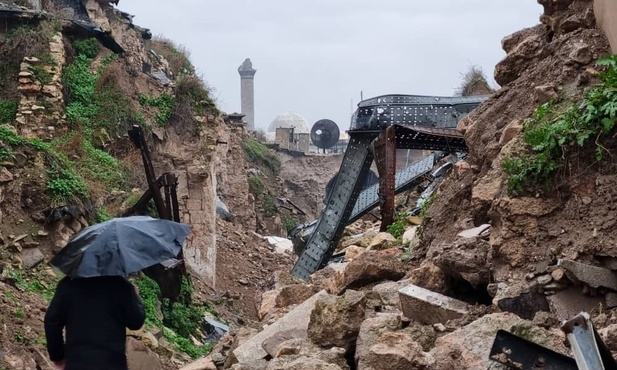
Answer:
[46,166,89,201]
[241,138,281,175]
[263,195,276,215]
[96,207,111,222]
[134,275,214,358]
[32,64,52,85]
[419,192,438,220]
[12,308,24,319]
[139,94,176,127]
[73,38,100,59]
[0,100,18,123]
[386,212,408,239]
[283,218,296,234]
[5,268,56,301]
[504,55,617,193]
[247,175,265,197]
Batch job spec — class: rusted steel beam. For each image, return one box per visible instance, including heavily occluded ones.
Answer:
[128,125,171,220]
[374,125,396,232]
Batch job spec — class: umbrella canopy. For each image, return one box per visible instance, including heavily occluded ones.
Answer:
[50,216,191,278]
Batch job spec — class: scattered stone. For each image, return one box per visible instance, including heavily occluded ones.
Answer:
[238,279,249,286]
[8,242,22,253]
[598,324,617,352]
[401,226,418,246]
[257,289,279,320]
[532,311,559,329]
[233,290,328,363]
[407,261,448,294]
[569,41,592,64]
[360,332,434,370]
[0,168,13,183]
[373,280,410,308]
[262,329,306,357]
[407,216,422,225]
[457,224,490,239]
[275,284,319,308]
[606,292,617,308]
[536,274,553,285]
[178,356,217,370]
[534,84,558,104]
[494,284,550,320]
[21,247,44,269]
[308,290,366,350]
[266,356,344,370]
[547,287,604,321]
[343,245,365,261]
[559,259,617,290]
[432,323,447,333]
[398,284,470,325]
[13,234,27,242]
[367,232,396,250]
[551,267,566,281]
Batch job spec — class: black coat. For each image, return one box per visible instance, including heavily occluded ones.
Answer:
[44,276,146,370]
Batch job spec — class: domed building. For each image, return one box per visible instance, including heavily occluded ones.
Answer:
[267,112,310,133]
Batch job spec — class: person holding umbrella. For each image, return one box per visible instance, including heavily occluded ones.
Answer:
[44,216,192,370]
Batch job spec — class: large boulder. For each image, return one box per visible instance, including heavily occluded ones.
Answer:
[427,237,491,288]
[126,337,162,370]
[233,291,328,364]
[355,314,403,366]
[266,338,349,369]
[308,290,366,351]
[359,332,434,370]
[328,250,406,294]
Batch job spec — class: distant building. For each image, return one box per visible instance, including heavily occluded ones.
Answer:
[267,112,310,134]
[238,58,256,130]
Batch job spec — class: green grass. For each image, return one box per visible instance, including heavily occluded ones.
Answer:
[241,138,281,175]
[504,55,617,193]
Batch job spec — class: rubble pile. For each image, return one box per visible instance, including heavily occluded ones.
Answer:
[179,0,617,369]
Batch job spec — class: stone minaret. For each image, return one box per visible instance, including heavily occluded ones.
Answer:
[238,58,257,130]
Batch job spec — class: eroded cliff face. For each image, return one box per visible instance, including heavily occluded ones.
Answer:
[420,0,615,309]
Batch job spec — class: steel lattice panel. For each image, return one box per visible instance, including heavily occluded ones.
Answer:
[291,135,376,280]
[349,154,438,223]
[350,94,487,131]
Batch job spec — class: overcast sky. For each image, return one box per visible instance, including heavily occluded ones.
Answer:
[119,1,542,132]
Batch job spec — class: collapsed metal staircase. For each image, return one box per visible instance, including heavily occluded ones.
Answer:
[290,94,487,281]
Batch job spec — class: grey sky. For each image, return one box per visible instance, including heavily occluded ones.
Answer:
[119,1,542,132]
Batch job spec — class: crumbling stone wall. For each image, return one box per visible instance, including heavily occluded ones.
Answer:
[15,32,66,140]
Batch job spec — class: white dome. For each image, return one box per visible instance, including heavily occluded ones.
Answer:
[268,112,310,133]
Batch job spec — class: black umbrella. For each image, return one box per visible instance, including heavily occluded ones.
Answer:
[50,216,191,278]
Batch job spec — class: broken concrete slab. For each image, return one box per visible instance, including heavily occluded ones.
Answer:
[456,224,490,238]
[559,259,617,290]
[547,287,603,321]
[233,290,328,363]
[398,284,470,325]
